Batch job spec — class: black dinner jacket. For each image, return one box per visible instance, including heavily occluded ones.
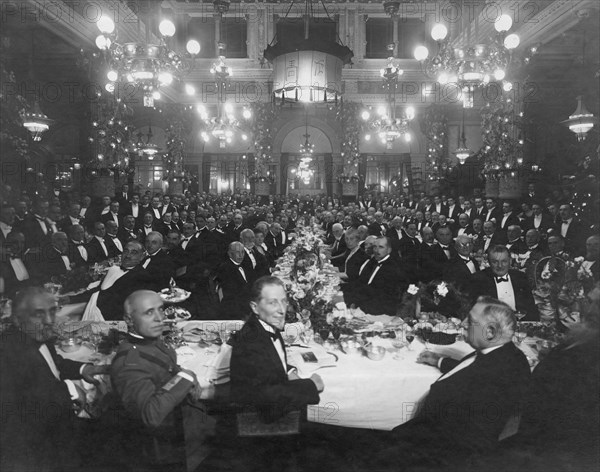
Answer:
[443,254,480,291]
[0,325,86,470]
[67,240,88,268]
[446,205,462,221]
[117,226,140,246]
[400,342,531,454]
[36,247,71,284]
[230,315,320,421]
[523,213,554,235]
[469,268,539,320]
[214,258,251,310]
[142,249,176,289]
[105,235,124,258]
[265,231,285,259]
[421,242,457,282]
[343,248,369,281]
[86,237,110,264]
[498,212,521,232]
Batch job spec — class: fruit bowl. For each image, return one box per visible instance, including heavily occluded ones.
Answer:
[365,345,386,361]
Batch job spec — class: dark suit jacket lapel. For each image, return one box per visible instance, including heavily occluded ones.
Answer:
[249,316,287,375]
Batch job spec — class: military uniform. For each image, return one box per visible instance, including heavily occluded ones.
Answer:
[110,333,195,470]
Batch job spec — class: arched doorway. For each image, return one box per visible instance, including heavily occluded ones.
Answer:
[271,109,341,196]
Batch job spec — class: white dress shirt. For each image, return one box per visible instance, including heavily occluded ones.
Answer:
[368,255,390,285]
[258,319,286,371]
[0,221,12,238]
[561,219,572,238]
[110,236,123,252]
[130,203,139,218]
[533,214,542,229]
[72,240,88,261]
[501,212,512,229]
[10,257,29,281]
[495,274,516,310]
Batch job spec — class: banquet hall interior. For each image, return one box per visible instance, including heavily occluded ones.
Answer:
[0,0,599,471]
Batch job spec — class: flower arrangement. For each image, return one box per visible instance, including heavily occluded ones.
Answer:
[399,280,470,320]
[533,255,595,326]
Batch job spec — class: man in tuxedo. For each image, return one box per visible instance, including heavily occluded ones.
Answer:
[101,201,120,228]
[398,221,421,279]
[241,228,270,280]
[160,195,177,217]
[0,231,31,297]
[368,211,388,237]
[117,215,140,246]
[499,201,520,233]
[345,237,408,315]
[479,220,508,254]
[338,228,369,283]
[214,242,253,319]
[230,276,324,421]
[138,212,157,244]
[149,196,163,221]
[37,232,73,283]
[385,297,531,467]
[20,198,51,251]
[67,224,89,268]
[58,203,82,232]
[141,231,176,289]
[329,223,347,268]
[265,223,286,260]
[470,245,539,320]
[454,213,472,237]
[432,195,447,217]
[556,203,588,256]
[95,195,112,221]
[116,184,129,206]
[227,213,245,242]
[523,202,553,236]
[123,193,142,223]
[462,200,474,221]
[386,217,405,254]
[443,235,479,291]
[473,197,487,220]
[0,287,107,471]
[484,198,503,223]
[105,220,124,258]
[86,221,110,264]
[446,196,462,221]
[421,226,457,281]
[506,225,528,255]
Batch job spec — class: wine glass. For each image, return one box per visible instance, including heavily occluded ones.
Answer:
[514,330,527,345]
[405,332,415,351]
[421,327,433,350]
[318,328,330,343]
[282,333,296,347]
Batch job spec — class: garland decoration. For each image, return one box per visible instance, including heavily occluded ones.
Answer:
[251,102,278,182]
[161,104,193,185]
[0,39,30,161]
[336,101,363,181]
[87,93,134,171]
[420,105,449,181]
[480,95,525,175]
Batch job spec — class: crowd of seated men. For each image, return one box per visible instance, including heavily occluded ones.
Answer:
[1,182,598,322]
[1,182,599,472]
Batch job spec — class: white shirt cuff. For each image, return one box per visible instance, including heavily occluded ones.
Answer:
[437,357,446,369]
[79,364,90,376]
[64,380,79,400]
[177,371,195,383]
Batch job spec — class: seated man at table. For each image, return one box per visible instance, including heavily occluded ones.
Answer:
[378,296,531,468]
[0,287,108,471]
[469,245,539,321]
[110,290,204,471]
[230,276,324,422]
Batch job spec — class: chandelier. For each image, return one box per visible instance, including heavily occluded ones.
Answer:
[362,45,414,149]
[453,109,471,165]
[414,10,520,108]
[94,11,200,107]
[198,104,252,149]
[297,109,315,183]
[133,122,162,160]
[562,96,598,141]
[265,0,353,104]
[22,101,53,141]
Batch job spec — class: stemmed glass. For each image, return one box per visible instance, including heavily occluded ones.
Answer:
[421,327,433,350]
[405,330,415,351]
[514,330,527,345]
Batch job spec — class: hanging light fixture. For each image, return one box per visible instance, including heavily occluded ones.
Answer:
[22,101,53,142]
[454,109,471,164]
[21,32,53,141]
[210,0,233,90]
[362,44,414,149]
[413,1,521,108]
[562,96,598,141]
[94,4,200,107]
[297,107,315,183]
[133,122,161,160]
[198,104,252,149]
[265,0,353,104]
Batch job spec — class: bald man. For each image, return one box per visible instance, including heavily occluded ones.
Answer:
[142,231,176,288]
[110,290,204,469]
[214,242,252,319]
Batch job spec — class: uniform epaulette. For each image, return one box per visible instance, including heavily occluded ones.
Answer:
[113,342,141,365]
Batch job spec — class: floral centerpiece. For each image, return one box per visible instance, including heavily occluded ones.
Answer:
[533,255,595,327]
[399,280,471,321]
[277,227,338,332]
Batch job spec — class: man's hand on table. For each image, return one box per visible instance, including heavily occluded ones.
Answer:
[417,351,442,367]
[180,368,203,401]
[310,374,325,393]
[81,364,110,385]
